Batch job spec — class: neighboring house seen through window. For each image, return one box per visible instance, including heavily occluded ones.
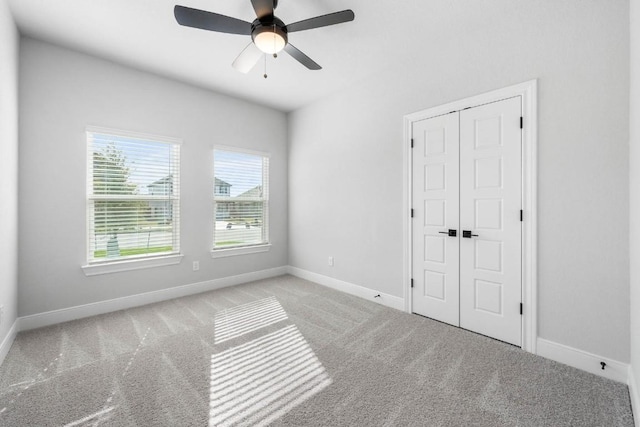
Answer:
[86,128,181,265]
[213,148,269,253]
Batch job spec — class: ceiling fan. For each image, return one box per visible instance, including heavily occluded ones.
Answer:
[174,0,355,74]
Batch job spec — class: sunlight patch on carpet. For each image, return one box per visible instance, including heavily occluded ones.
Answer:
[209,324,332,426]
[214,296,288,344]
[63,406,115,426]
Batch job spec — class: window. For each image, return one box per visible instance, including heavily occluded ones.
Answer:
[85,128,181,272]
[213,147,269,256]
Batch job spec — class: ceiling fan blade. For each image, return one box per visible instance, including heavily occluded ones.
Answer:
[174,5,252,35]
[232,43,263,73]
[286,10,354,33]
[251,0,276,19]
[284,44,321,70]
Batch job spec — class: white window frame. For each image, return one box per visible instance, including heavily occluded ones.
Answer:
[211,146,271,258]
[82,126,183,276]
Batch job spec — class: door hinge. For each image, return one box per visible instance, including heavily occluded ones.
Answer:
[411,209,414,218]
[520,116,523,129]
[411,138,414,148]
[411,279,414,288]
[520,210,523,222]
[520,303,523,315]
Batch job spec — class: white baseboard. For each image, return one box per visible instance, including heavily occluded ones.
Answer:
[629,365,640,427]
[536,338,629,383]
[18,266,288,331]
[286,266,405,311]
[0,319,18,366]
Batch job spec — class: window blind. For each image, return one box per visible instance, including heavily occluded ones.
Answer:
[213,148,269,249]
[87,129,180,263]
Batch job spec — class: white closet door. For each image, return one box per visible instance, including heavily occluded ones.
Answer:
[412,112,460,326]
[459,97,522,346]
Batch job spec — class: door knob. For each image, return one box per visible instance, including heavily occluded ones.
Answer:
[462,230,478,238]
[438,229,457,237]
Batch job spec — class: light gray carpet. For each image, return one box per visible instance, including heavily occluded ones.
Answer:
[0,275,634,426]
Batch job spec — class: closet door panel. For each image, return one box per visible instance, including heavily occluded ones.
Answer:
[412,112,460,326]
[459,97,522,346]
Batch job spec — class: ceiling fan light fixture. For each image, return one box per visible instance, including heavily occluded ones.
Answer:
[252,24,287,54]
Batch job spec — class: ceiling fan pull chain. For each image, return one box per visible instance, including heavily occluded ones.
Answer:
[273,25,278,58]
[263,54,268,79]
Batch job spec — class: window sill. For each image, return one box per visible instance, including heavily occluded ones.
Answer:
[82,254,183,276]
[211,244,271,258]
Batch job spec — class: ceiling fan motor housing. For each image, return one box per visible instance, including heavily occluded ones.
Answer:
[251,16,288,53]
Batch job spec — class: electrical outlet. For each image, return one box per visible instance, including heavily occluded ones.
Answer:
[328,256,334,267]
[193,261,200,271]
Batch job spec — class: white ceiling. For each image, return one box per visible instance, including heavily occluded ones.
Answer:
[9,0,396,111]
[7,0,464,111]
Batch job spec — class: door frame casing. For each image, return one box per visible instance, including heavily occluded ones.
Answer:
[402,80,538,353]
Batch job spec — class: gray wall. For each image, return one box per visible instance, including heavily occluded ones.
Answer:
[18,38,288,316]
[288,0,630,362]
[0,0,19,345]
[629,0,640,407]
